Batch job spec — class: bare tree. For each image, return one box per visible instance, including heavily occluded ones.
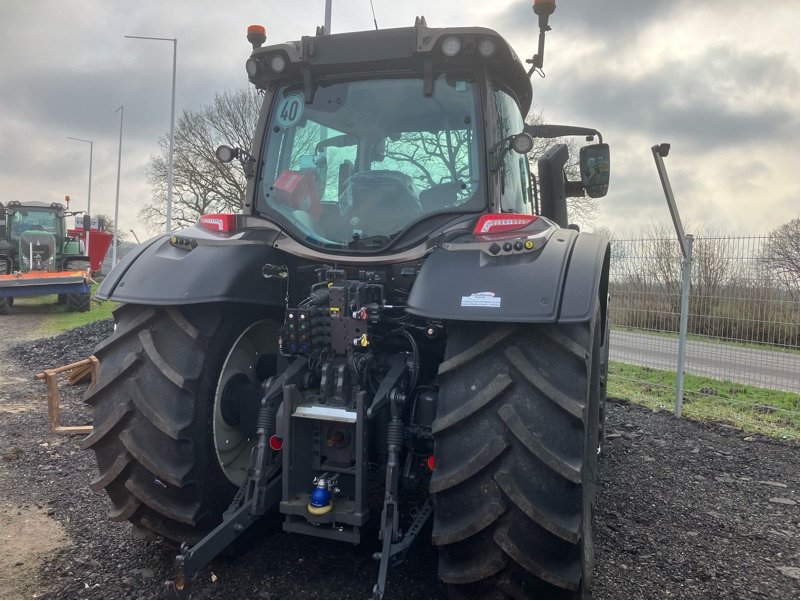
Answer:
[141,88,262,233]
[760,218,800,295]
[382,129,473,191]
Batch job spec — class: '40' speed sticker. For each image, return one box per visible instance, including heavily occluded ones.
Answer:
[276,93,304,128]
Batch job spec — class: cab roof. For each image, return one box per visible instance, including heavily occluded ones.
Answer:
[248,23,533,116]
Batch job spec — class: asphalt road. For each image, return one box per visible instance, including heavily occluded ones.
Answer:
[609,330,800,392]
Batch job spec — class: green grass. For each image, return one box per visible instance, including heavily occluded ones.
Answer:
[11,282,118,336]
[608,361,800,440]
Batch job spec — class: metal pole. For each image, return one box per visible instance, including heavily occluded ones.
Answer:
[675,234,694,417]
[325,0,332,33]
[651,143,695,417]
[87,141,93,216]
[113,105,124,269]
[67,136,93,258]
[125,35,177,233]
[87,140,92,259]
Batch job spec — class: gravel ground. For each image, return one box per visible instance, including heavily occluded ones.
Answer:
[0,310,798,599]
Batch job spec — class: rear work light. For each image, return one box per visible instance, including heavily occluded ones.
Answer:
[474,213,539,235]
[199,213,238,233]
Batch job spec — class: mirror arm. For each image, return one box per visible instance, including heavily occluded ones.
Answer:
[524,124,602,144]
[489,137,513,173]
[565,180,585,198]
[242,154,256,179]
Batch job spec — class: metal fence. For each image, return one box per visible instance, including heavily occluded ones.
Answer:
[608,234,800,422]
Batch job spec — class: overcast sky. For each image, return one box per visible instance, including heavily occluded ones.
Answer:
[0,0,798,241]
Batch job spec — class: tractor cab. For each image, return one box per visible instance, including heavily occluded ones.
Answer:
[230,18,608,255]
[4,201,70,272]
[8,202,64,240]
[1,201,86,273]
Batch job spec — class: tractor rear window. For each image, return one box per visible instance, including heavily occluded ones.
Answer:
[256,75,483,250]
[9,210,60,240]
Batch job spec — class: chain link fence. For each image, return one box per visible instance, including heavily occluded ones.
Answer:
[608,234,799,427]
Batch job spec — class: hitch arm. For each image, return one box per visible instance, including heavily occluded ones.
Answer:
[174,478,282,592]
[172,358,308,594]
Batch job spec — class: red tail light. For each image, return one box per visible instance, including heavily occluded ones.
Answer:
[474,213,538,236]
[269,435,284,451]
[199,213,238,233]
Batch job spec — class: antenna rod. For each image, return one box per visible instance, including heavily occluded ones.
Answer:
[369,0,379,30]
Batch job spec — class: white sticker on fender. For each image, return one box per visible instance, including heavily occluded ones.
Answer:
[461,291,501,308]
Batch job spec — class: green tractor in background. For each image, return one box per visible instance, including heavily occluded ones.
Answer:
[0,200,92,314]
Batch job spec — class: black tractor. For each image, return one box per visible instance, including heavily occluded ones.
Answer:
[84,1,611,597]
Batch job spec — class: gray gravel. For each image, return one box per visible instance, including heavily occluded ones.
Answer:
[0,317,798,599]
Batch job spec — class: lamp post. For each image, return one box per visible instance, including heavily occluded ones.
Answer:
[125,34,177,233]
[113,105,124,269]
[325,0,332,33]
[67,135,93,256]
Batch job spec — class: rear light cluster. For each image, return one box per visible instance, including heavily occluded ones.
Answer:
[473,213,550,255]
[474,213,539,235]
[199,213,238,233]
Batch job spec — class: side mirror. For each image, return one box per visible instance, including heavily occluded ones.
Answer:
[580,143,610,198]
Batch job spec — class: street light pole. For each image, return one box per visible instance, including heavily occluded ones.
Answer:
[126,34,177,233]
[325,0,332,33]
[67,135,93,257]
[113,105,124,269]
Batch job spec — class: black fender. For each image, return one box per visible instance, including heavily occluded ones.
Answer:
[96,227,288,307]
[406,229,609,323]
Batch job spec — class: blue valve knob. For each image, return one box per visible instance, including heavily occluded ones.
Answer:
[307,477,333,515]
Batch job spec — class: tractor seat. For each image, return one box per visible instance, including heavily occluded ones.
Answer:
[345,170,422,236]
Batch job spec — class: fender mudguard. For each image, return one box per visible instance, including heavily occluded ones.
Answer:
[406,229,609,323]
[96,228,289,307]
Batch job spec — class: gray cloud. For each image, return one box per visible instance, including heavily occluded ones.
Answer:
[538,44,799,151]
[492,0,676,46]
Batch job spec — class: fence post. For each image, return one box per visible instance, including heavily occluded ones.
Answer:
[675,234,694,417]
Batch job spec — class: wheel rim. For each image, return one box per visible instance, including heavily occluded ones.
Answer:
[213,319,279,486]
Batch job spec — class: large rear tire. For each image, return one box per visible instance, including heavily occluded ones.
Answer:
[0,297,9,315]
[598,306,610,453]
[66,291,90,312]
[431,312,601,598]
[82,303,281,543]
